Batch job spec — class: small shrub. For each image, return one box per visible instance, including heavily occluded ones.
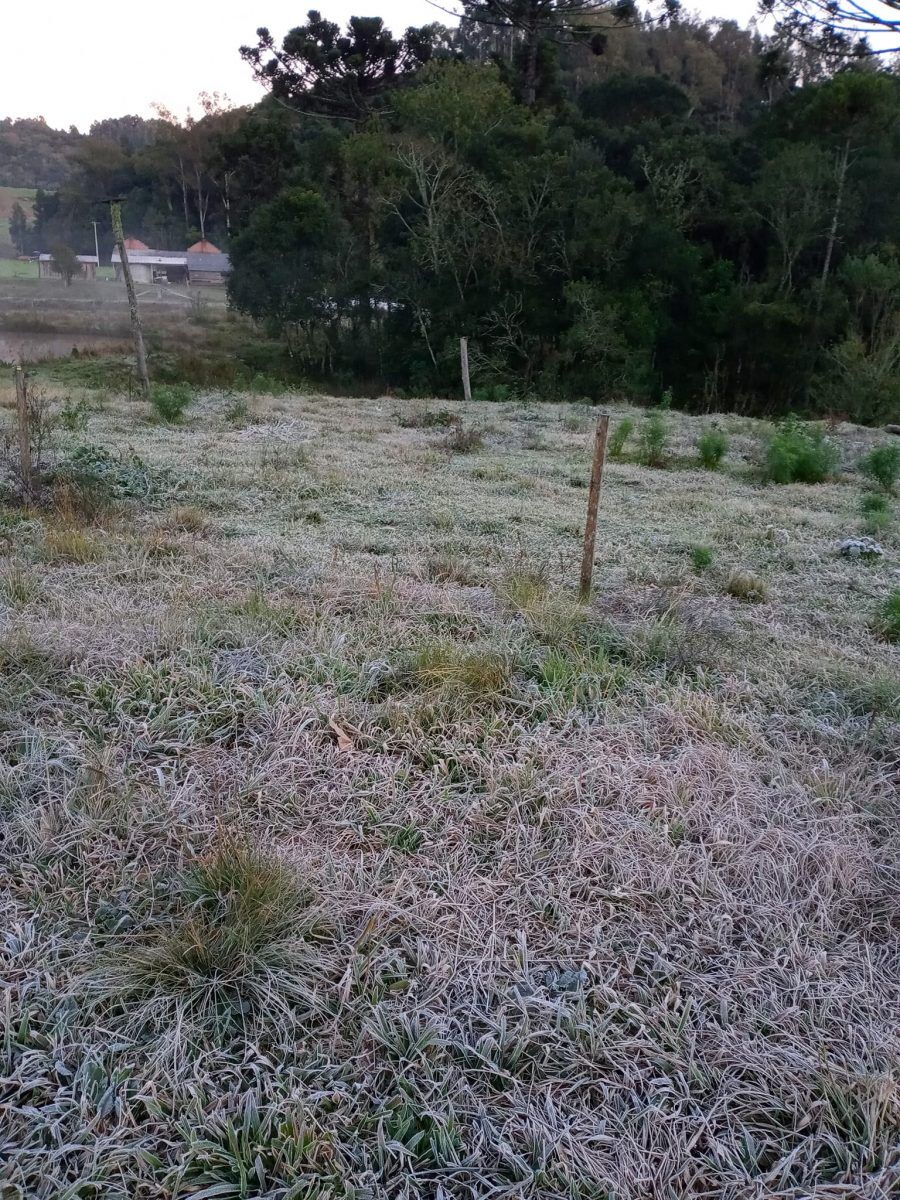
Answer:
[223,395,251,426]
[764,418,839,484]
[441,424,484,453]
[860,444,900,493]
[875,589,900,642]
[63,445,157,500]
[638,409,669,468]
[725,569,769,603]
[58,395,91,433]
[608,417,634,460]
[696,426,729,470]
[690,545,714,573]
[150,383,192,424]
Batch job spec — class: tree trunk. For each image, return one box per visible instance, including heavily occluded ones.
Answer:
[522,17,540,107]
[818,136,851,314]
[178,156,190,238]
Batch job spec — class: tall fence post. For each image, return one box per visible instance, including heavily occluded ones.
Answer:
[460,337,472,403]
[579,412,610,602]
[14,365,32,500]
[107,199,150,402]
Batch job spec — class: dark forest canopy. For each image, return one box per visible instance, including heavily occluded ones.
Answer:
[4,7,900,420]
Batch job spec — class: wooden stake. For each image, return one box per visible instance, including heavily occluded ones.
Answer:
[14,366,32,500]
[108,200,150,401]
[460,337,472,403]
[579,412,610,602]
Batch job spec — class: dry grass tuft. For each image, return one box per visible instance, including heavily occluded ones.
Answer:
[725,567,770,603]
[160,504,210,534]
[42,525,103,564]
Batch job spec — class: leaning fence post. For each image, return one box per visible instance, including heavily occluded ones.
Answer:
[14,365,32,500]
[579,412,610,602]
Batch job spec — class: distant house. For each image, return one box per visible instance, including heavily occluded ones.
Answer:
[110,236,230,286]
[37,253,98,281]
[185,240,230,285]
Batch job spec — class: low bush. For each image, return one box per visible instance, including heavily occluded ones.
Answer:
[696,426,729,470]
[860,444,900,493]
[638,409,669,468]
[608,417,635,459]
[691,545,714,573]
[150,383,193,424]
[764,418,838,484]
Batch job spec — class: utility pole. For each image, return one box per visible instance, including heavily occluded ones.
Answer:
[106,198,150,401]
[91,220,101,270]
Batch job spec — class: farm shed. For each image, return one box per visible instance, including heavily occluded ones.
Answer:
[110,247,188,284]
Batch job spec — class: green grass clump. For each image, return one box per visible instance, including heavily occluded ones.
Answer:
[860,491,892,535]
[411,642,511,699]
[875,589,900,642]
[696,426,729,470]
[151,382,193,423]
[608,416,635,459]
[690,545,714,573]
[764,418,838,484]
[638,408,669,468]
[859,444,900,493]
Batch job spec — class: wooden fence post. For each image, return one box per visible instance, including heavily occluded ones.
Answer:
[460,337,472,403]
[108,199,150,402]
[14,366,32,500]
[579,412,610,602]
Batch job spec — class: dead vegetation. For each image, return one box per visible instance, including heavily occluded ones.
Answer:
[1,389,898,1199]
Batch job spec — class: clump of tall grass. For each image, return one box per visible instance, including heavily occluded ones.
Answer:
[89,838,332,1047]
[499,570,584,644]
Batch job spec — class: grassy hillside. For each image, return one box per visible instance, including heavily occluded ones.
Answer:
[1,389,898,1198]
[0,184,36,257]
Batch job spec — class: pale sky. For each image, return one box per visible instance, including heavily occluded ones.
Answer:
[2,2,760,132]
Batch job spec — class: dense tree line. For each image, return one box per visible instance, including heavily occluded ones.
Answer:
[5,7,900,418]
